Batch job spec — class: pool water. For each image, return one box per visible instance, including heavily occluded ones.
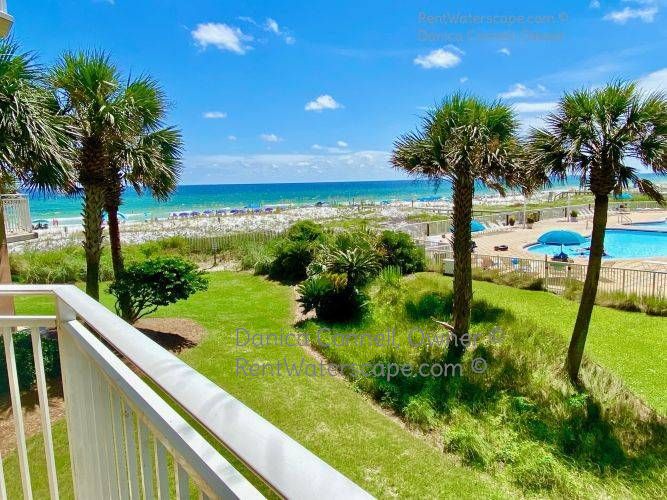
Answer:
[629,219,667,231]
[527,229,667,259]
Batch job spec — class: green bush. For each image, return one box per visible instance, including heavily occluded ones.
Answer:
[108,257,209,323]
[267,221,326,283]
[378,230,426,274]
[0,330,60,396]
[297,273,367,321]
[269,239,317,283]
[284,219,325,242]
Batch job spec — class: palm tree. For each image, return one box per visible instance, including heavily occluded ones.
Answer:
[529,82,667,383]
[104,78,182,319]
[0,40,72,311]
[392,94,524,359]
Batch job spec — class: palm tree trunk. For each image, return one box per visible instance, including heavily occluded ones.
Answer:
[82,185,105,300]
[566,193,608,382]
[450,176,474,360]
[106,194,133,321]
[106,203,124,278]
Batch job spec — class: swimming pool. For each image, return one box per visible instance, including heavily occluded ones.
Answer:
[628,219,667,231]
[526,229,667,259]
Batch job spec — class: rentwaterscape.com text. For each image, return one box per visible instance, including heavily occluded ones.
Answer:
[235,356,489,380]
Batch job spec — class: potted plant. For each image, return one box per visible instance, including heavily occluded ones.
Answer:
[570,209,578,222]
[508,216,516,227]
[526,216,535,229]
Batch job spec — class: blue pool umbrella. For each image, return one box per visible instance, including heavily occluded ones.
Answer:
[614,192,633,200]
[471,220,486,232]
[537,230,586,246]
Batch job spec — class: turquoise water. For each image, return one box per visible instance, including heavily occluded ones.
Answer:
[629,219,667,231]
[25,174,666,222]
[26,176,600,222]
[527,229,667,259]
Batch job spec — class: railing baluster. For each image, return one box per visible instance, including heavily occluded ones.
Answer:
[85,355,112,499]
[138,421,155,499]
[175,462,190,500]
[155,441,170,500]
[121,402,141,499]
[2,327,33,500]
[29,327,59,500]
[110,390,130,500]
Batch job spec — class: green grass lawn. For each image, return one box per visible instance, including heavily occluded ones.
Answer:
[463,276,666,413]
[6,273,515,499]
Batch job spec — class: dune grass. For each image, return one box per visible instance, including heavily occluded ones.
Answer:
[297,272,666,498]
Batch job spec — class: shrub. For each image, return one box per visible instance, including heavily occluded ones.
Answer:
[570,210,579,218]
[317,246,380,287]
[378,230,426,274]
[268,239,316,283]
[0,330,60,396]
[297,273,367,321]
[108,257,209,323]
[285,219,325,242]
[268,221,326,283]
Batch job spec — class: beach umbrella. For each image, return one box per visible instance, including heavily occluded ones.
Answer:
[471,220,485,232]
[537,230,586,246]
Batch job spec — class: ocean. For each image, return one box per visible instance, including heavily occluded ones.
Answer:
[26,175,665,223]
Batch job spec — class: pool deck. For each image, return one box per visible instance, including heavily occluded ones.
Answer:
[428,209,667,271]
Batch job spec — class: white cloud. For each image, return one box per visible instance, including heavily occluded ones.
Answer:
[265,18,280,34]
[239,16,295,44]
[203,111,227,119]
[590,0,601,9]
[260,133,282,142]
[513,102,558,113]
[459,76,469,83]
[227,135,237,141]
[414,46,463,69]
[498,47,511,56]
[311,144,323,150]
[498,83,536,99]
[185,150,397,184]
[305,94,343,112]
[192,23,252,54]
[337,140,348,148]
[637,67,667,93]
[603,5,658,23]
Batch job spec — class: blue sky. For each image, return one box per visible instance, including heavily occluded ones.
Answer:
[13,0,667,184]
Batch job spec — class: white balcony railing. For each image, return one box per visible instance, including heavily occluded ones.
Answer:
[1,194,33,236]
[0,284,372,499]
